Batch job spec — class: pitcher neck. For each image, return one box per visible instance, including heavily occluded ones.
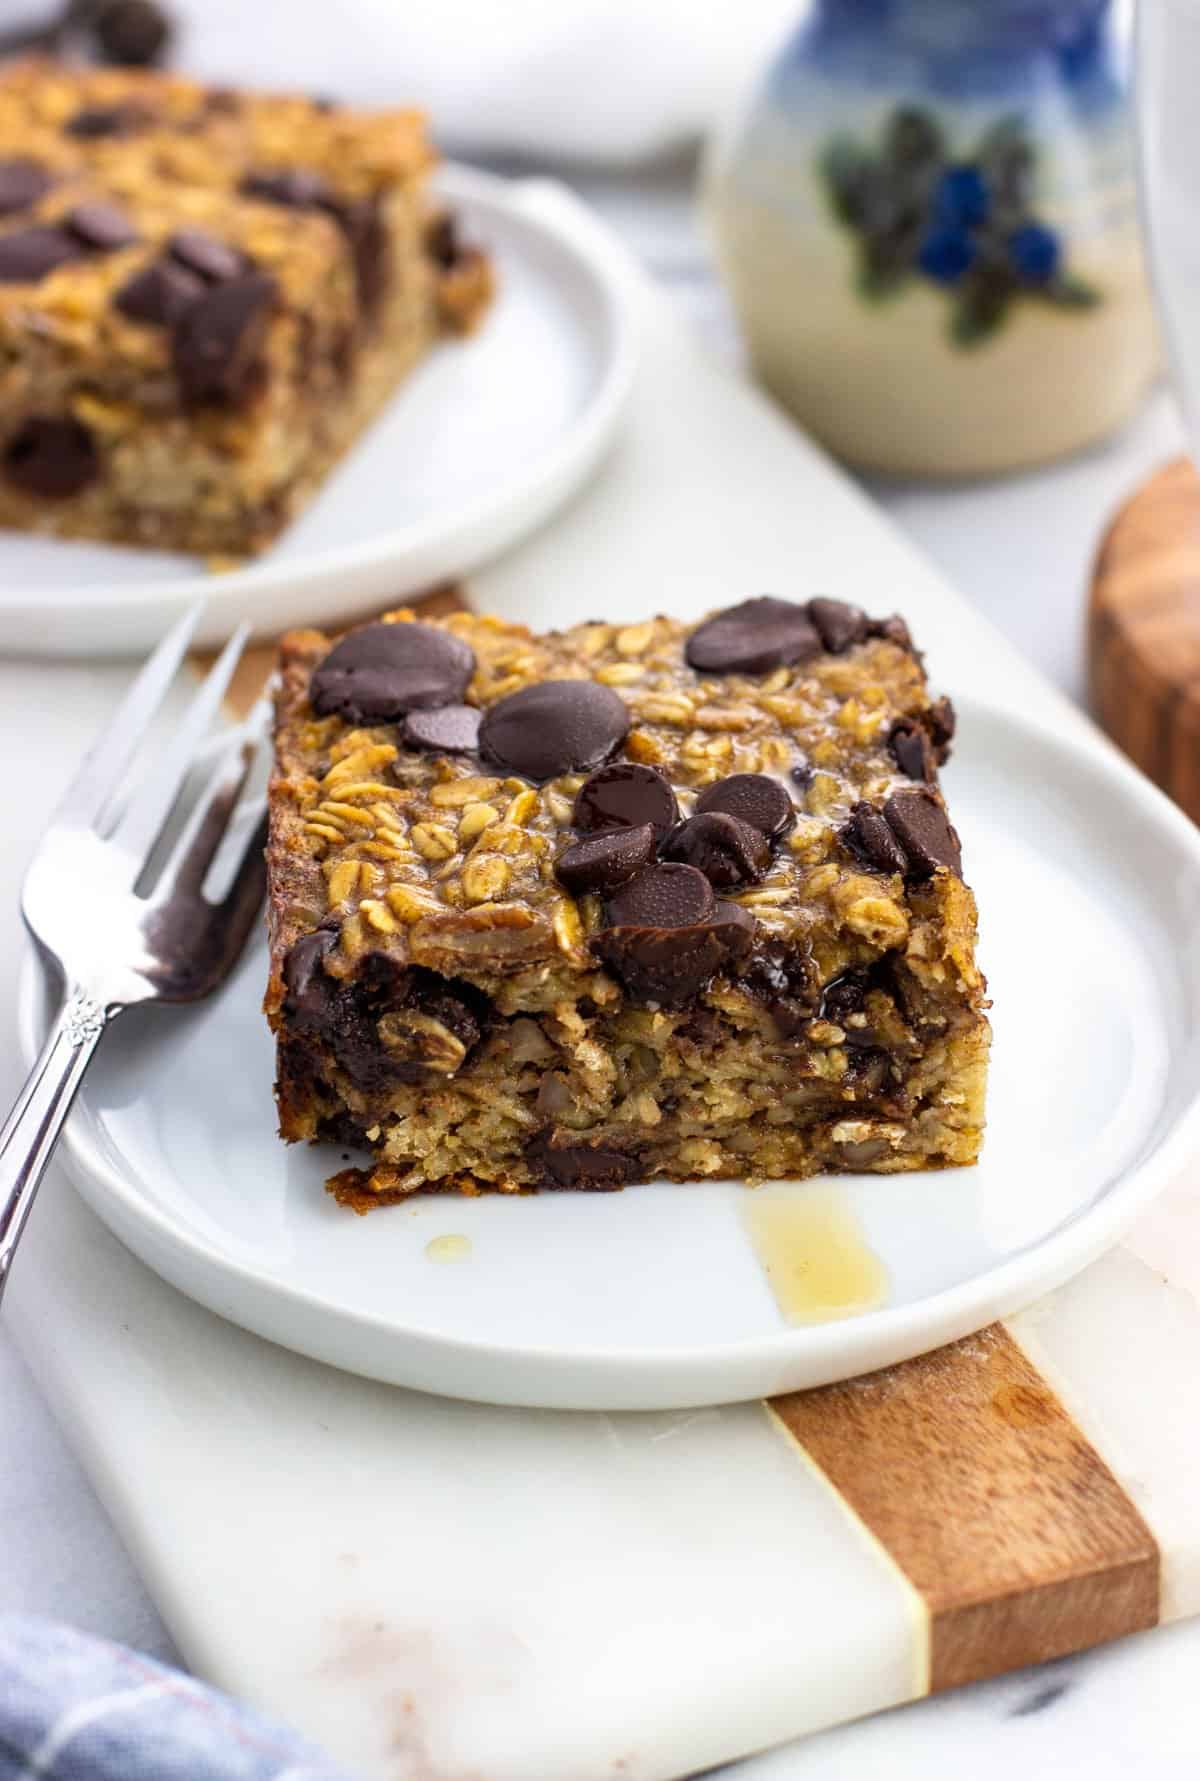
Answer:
[814,0,1112,37]
[805,0,1123,96]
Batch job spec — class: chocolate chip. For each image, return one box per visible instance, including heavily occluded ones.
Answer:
[0,226,85,282]
[66,202,138,251]
[889,717,935,783]
[555,823,656,896]
[203,87,241,115]
[0,159,52,216]
[286,943,488,1092]
[868,613,914,651]
[685,596,821,675]
[241,168,337,211]
[573,762,677,841]
[790,758,814,791]
[739,940,818,1037]
[884,787,962,879]
[340,195,389,317]
[380,975,484,1078]
[606,862,715,929]
[402,704,481,754]
[695,772,794,842]
[820,970,867,1021]
[168,229,245,283]
[312,621,475,723]
[282,927,338,1026]
[426,212,459,269]
[660,811,769,889]
[594,895,755,1008]
[843,1049,899,1099]
[114,255,204,325]
[841,801,907,875]
[526,1132,641,1190]
[480,680,629,783]
[64,102,151,139]
[171,272,276,407]
[808,597,868,653]
[4,416,98,498]
[94,0,171,64]
[415,978,484,1053]
[820,969,883,1044]
[928,695,956,761]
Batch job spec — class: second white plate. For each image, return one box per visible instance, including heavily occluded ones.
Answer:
[21,697,1200,1411]
[5,168,637,657]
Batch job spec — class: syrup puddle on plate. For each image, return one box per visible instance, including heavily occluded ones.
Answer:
[742,1186,889,1324]
[425,1234,472,1264]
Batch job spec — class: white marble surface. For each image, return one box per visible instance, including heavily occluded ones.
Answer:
[2,163,1198,1776]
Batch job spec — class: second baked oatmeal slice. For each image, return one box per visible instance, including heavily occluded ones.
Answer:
[265,596,989,1202]
[0,60,492,556]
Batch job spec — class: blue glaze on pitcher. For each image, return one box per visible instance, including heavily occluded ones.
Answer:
[777,0,1125,107]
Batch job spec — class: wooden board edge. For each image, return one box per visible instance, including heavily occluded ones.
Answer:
[768,1323,1159,1692]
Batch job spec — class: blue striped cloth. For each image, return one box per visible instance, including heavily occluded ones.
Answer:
[0,1618,352,1780]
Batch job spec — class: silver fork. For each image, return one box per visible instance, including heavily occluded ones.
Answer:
[0,605,269,1303]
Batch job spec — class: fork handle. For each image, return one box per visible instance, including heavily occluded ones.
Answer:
[0,986,111,1305]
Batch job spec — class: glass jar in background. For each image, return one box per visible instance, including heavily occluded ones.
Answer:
[705,0,1156,478]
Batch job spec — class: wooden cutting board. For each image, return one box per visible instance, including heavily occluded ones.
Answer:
[1089,454,1200,819]
[7,207,1200,1781]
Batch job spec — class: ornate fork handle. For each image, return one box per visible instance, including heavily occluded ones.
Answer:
[0,987,112,1304]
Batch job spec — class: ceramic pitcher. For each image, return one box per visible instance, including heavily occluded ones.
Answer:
[706,0,1156,477]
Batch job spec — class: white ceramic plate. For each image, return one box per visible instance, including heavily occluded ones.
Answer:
[3,169,637,658]
[21,697,1200,1411]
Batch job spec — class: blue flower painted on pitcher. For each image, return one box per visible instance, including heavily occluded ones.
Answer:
[918,225,975,286]
[819,106,1100,344]
[933,166,989,230]
[1007,222,1061,286]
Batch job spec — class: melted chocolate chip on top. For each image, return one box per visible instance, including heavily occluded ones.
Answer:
[66,203,138,252]
[115,257,204,326]
[573,762,678,841]
[884,787,962,879]
[64,102,153,139]
[889,717,935,783]
[171,273,277,408]
[840,802,907,876]
[555,823,656,896]
[168,229,246,283]
[0,226,85,283]
[606,862,716,930]
[685,595,821,675]
[594,864,757,1007]
[660,811,769,889]
[242,168,338,211]
[695,772,794,842]
[0,159,52,217]
[479,680,629,783]
[311,621,475,724]
[808,597,868,654]
[402,704,481,755]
